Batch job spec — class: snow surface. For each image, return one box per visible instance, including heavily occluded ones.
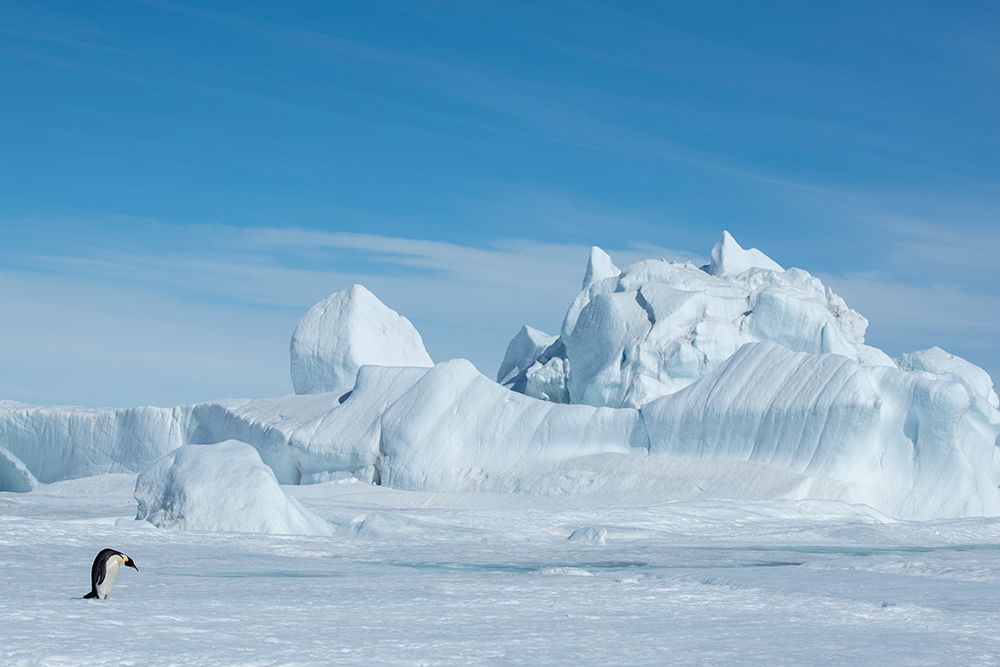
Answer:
[5,475,1000,665]
[134,441,332,536]
[289,284,433,395]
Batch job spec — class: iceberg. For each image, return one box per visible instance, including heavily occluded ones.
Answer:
[1,232,998,521]
[378,359,647,492]
[507,230,889,408]
[290,284,433,395]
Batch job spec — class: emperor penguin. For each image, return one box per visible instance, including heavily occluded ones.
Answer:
[83,548,138,600]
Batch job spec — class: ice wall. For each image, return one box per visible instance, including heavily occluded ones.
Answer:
[642,343,1000,519]
[3,233,998,521]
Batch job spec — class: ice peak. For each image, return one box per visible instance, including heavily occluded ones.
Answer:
[582,246,621,289]
[708,231,783,276]
[345,283,373,298]
[496,325,557,386]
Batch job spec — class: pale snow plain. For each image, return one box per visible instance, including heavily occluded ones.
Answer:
[3,232,1000,665]
[4,475,1000,666]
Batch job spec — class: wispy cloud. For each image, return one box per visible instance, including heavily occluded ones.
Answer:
[874,217,1000,287]
[820,217,1000,375]
[2,215,995,407]
[0,217,694,406]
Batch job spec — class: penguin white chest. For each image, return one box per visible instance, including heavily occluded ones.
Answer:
[96,556,122,599]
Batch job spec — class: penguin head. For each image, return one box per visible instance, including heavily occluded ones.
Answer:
[118,553,138,571]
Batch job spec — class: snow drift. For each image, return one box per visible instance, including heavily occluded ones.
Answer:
[2,231,998,521]
[134,440,332,535]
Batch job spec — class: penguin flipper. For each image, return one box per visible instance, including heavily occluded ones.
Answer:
[83,590,98,599]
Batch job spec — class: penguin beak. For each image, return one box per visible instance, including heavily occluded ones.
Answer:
[125,558,138,571]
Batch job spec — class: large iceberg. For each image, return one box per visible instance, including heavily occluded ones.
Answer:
[290,284,433,394]
[1,232,998,521]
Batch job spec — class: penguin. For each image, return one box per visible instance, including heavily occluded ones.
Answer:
[83,548,138,600]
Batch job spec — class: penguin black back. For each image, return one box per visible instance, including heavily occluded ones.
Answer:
[84,548,138,600]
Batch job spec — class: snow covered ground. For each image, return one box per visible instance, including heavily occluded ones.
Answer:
[4,475,1000,666]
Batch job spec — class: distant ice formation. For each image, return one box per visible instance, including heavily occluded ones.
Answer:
[2,231,998,521]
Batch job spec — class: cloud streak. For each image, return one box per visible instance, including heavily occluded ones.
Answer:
[0,219,695,406]
[1,217,995,407]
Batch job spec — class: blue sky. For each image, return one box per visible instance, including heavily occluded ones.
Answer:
[1,1,998,406]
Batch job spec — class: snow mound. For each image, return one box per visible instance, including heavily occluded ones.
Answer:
[134,441,332,535]
[511,231,886,408]
[290,284,432,395]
